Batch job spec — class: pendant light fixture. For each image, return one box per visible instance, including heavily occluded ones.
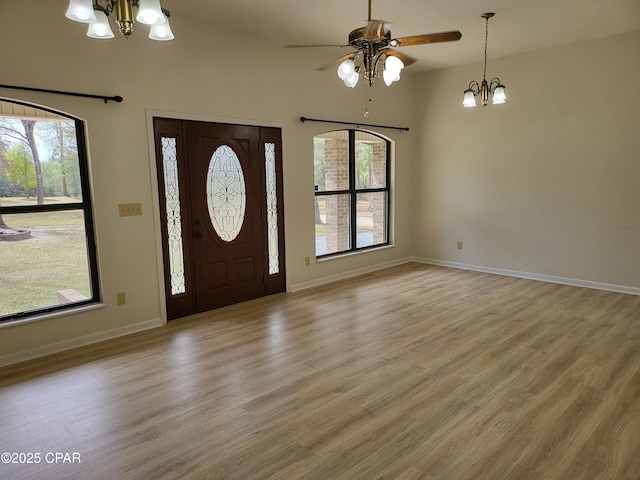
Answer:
[463,13,505,107]
[65,0,174,41]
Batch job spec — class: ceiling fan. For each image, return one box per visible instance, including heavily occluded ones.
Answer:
[285,0,462,88]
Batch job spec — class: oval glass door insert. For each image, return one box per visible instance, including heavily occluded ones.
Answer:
[206,145,246,242]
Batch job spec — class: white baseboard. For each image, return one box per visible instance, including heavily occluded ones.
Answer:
[412,257,640,296]
[289,257,412,292]
[0,318,164,368]
[291,256,640,295]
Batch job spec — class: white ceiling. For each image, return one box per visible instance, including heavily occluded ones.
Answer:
[169,0,640,72]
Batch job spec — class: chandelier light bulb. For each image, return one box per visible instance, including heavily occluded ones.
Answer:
[149,14,175,41]
[136,0,165,25]
[463,90,477,108]
[87,10,115,39]
[65,0,97,23]
[492,85,506,104]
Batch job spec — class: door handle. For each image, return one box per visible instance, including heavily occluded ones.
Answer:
[194,232,203,239]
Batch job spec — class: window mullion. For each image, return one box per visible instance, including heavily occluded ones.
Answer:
[349,130,357,251]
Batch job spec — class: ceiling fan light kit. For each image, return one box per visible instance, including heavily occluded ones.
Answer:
[65,0,174,41]
[337,53,405,88]
[286,0,462,115]
[463,12,506,107]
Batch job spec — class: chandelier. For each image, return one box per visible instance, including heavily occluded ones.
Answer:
[65,0,174,41]
[463,13,505,107]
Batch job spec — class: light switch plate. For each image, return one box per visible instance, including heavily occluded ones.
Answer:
[119,203,142,216]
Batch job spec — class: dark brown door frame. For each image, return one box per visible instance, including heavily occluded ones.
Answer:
[153,117,286,320]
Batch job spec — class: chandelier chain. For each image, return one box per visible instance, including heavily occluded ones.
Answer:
[483,16,489,82]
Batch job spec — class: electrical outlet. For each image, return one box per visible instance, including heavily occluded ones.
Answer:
[457,241,463,250]
[119,203,142,216]
[305,256,310,266]
[116,292,126,305]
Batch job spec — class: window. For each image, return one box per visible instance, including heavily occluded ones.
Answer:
[0,99,99,322]
[314,130,390,257]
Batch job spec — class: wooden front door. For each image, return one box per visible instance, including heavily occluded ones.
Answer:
[153,118,286,319]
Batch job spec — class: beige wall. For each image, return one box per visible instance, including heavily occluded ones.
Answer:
[0,1,415,362]
[413,30,640,289]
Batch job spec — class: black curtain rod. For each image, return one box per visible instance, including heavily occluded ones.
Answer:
[299,116,409,132]
[0,84,123,104]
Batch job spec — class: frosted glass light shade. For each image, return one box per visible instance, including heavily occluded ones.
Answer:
[337,59,355,80]
[463,90,477,107]
[383,68,400,86]
[149,15,174,41]
[385,55,404,74]
[383,55,404,86]
[65,0,97,23]
[136,0,165,25]
[492,85,506,104]
[87,10,115,39]
[344,70,359,88]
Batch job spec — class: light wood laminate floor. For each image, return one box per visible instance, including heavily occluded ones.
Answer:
[1,263,639,479]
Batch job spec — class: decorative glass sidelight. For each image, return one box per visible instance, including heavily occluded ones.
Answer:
[161,137,186,295]
[265,143,279,274]
[207,145,246,242]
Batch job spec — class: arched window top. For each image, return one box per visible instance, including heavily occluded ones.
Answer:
[0,97,81,122]
[313,129,391,257]
[0,97,99,322]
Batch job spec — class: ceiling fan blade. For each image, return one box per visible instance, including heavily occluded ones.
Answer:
[285,44,348,49]
[363,20,391,40]
[317,53,354,71]
[394,30,462,47]
[385,49,416,67]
